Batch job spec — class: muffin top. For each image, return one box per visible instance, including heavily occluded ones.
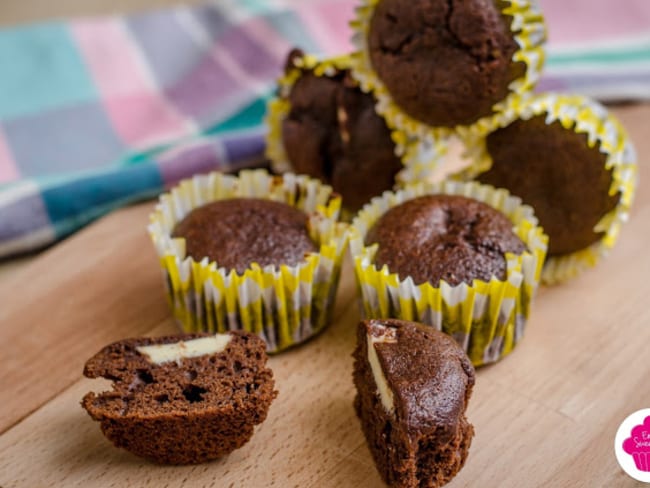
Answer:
[365,194,526,286]
[357,318,475,439]
[281,50,403,212]
[477,114,620,256]
[172,197,318,273]
[368,0,523,127]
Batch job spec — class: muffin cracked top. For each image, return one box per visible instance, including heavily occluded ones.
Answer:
[365,194,526,286]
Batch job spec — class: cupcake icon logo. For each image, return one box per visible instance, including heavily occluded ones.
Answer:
[624,416,650,471]
[615,408,650,482]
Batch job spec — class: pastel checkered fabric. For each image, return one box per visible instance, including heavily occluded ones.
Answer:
[538,0,650,98]
[0,0,356,257]
[0,0,649,257]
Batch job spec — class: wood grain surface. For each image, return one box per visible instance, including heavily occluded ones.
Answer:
[0,0,199,26]
[0,103,649,487]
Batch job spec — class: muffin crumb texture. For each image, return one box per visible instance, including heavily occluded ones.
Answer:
[82,332,277,464]
[354,319,475,487]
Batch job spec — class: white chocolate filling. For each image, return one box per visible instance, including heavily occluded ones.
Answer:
[367,324,397,414]
[137,334,232,365]
[337,105,350,144]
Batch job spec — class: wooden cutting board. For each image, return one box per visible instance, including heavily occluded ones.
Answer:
[1,104,649,487]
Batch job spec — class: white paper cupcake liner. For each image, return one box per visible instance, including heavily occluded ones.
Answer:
[350,180,548,366]
[148,170,349,353]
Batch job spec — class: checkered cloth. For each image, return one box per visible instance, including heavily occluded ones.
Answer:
[538,0,650,98]
[0,0,648,258]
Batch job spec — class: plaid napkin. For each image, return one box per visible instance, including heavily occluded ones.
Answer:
[538,0,650,98]
[0,0,648,258]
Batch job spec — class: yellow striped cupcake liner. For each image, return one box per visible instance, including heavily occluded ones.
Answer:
[148,169,349,353]
[264,52,448,204]
[458,93,638,284]
[350,180,548,366]
[349,0,547,142]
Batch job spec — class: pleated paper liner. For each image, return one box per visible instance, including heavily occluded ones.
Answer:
[349,0,546,142]
[457,93,638,284]
[148,170,349,353]
[349,180,548,366]
[264,51,448,218]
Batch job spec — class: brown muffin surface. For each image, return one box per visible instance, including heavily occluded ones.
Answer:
[282,50,403,212]
[353,319,475,487]
[368,0,523,127]
[477,115,620,256]
[365,194,526,286]
[172,197,317,273]
[82,332,277,464]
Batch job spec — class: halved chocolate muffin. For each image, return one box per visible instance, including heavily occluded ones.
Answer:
[353,319,475,487]
[82,332,277,464]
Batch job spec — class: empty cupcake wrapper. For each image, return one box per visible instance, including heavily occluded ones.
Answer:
[148,169,350,353]
[349,0,547,141]
[458,93,638,284]
[349,180,548,366]
[264,53,448,201]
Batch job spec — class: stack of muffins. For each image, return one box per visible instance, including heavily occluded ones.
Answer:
[144,0,640,370]
[259,0,638,348]
[266,0,637,285]
[258,0,632,362]
[130,0,638,485]
[266,0,547,215]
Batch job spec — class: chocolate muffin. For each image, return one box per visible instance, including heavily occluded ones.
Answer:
[172,197,318,273]
[353,319,475,488]
[476,115,620,256]
[367,0,525,127]
[365,194,526,286]
[82,332,277,464]
[280,50,403,212]
[152,170,349,352]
